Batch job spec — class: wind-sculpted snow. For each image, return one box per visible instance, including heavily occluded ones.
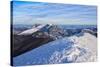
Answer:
[49,33,97,63]
[13,31,97,66]
[13,37,73,65]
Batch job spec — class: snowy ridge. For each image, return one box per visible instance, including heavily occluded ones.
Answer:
[49,32,97,63]
[13,30,97,66]
[18,24,47,35]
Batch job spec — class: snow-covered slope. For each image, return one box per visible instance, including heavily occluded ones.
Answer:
[50,32,97,63]
[18,24,47,35]
[13,32,97,66]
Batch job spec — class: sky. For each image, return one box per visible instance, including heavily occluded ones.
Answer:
[12,1,97,25]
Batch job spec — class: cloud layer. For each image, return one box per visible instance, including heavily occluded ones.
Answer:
[12,1,97,25]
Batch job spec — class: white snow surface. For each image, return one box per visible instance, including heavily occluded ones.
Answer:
[18,24,47,35]
[13,32,97,66]
[49,32,97,63]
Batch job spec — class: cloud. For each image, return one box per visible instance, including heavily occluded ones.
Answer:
[13,1,97,25]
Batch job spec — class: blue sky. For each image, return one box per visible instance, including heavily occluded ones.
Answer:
[12,1,97,25]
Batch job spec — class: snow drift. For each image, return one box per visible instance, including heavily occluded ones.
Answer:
[13,31,97,66]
